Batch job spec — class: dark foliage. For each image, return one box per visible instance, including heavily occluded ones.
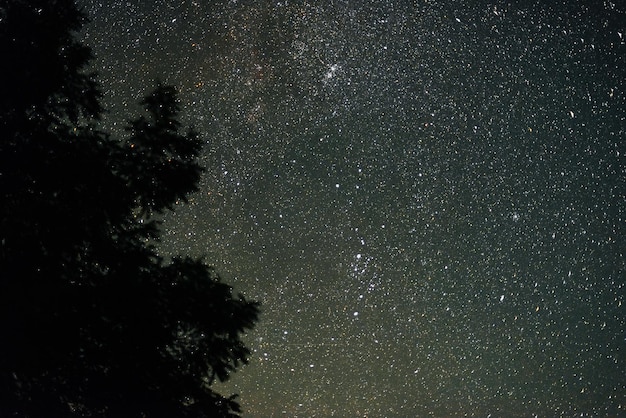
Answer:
[0,1,259,416]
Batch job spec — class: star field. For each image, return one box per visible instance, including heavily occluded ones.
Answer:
[79,1,624,416]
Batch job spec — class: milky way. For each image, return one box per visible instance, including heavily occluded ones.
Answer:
[80,1,624,415]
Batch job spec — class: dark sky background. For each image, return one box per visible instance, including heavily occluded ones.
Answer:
[79,1,624,416]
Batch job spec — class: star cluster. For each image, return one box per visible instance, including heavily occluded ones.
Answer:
[80,1,624,416]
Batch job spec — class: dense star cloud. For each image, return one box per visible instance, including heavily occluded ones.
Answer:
[79,0,624,416]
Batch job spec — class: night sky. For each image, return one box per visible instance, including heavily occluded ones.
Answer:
[79,1,624,416]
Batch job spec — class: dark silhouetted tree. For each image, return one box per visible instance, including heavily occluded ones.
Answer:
[0,1,259,416]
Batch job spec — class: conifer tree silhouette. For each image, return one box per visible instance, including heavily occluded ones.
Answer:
[0,1,259,416]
